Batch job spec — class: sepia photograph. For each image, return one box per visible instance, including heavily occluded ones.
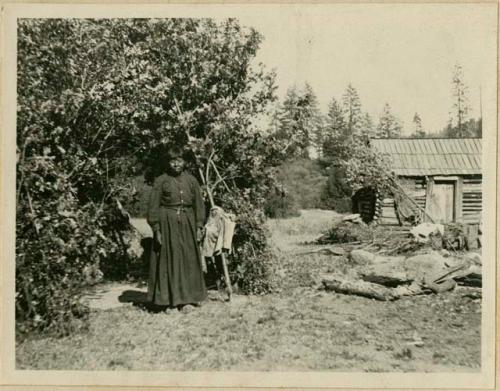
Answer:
[1,2,497,389]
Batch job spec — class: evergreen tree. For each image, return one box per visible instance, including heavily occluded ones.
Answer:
[303,83,324,157]
[342,84,363,138]
[411,112,425,138]
[449,63,472,137]
[275,84,322,158]
[322,97,346,159]
[360,112,375,141]
[376,103,402,138]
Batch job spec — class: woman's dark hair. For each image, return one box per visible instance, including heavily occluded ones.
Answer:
[166,145,185,162]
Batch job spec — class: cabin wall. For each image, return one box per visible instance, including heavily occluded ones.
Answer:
[376,175,482,226]
[377,177,424,226]
[378,197,398,226]
[462,175,482,224]
[399,177,426,211]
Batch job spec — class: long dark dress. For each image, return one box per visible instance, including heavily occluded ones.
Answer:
[146,171,207,307]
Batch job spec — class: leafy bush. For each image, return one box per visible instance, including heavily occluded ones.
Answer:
[16,156,101,335]
[263,190,300,219]
[219,192,279,295]
[315,221,374,244]
[320,164,352,208]
[321,140,393,210]
[331,198,353,213]
[265,158,327,216]
[16,18,278,335]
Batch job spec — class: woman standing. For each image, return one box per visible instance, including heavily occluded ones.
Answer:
[147,148,207,310]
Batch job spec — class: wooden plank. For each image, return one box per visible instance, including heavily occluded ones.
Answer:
[424,176,434,222]
[456,177,463,220]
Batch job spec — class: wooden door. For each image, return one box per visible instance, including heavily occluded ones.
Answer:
[428,182,455,223]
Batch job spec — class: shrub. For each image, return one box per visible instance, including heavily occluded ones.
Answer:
[219,192,279,295]
[16,157,98,336]
[320,164,352,209]
[16,18,278,335]
[315,221,374,244]
[265,158,327,215]
[330,197,353,214]
[263,190,300,219]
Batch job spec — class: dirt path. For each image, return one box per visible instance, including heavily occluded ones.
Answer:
[17,210,481,371]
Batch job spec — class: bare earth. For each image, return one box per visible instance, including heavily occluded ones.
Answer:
[16,209,481,371]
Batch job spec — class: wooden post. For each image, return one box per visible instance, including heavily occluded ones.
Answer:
[455,177,463,221]
[424,176,434,223]
[221,253,232,301]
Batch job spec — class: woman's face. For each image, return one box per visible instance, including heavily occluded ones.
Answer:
[169,156,185,175]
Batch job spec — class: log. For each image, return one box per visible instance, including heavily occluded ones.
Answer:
[297,246,346,256]
[322,275,398,301]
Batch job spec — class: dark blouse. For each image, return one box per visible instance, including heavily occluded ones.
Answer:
[147,172,205,231]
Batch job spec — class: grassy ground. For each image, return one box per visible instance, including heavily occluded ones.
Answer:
[16,210,481,371]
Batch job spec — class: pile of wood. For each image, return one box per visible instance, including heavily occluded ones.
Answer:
[315,220,373,245]
[322,249,482,301]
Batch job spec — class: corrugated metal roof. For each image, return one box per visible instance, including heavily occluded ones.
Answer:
[370,138,482,176]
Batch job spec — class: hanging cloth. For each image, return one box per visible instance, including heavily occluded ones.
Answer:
[201,206,236,258]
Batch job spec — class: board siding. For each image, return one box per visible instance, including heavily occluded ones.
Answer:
[378,175,482,225]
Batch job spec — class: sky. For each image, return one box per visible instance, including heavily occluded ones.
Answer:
[236,4,497,135]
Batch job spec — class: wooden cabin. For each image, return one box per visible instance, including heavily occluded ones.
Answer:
[353,138,482,227]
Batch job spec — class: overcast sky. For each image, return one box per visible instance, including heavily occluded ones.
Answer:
[237,4,497,135]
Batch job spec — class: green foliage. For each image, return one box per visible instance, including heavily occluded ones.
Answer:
[322,97,350,160]
[342,84,363,137]
[320,165,352,210]
[17,18,277,335]
[316,221,374,244]
[265,158,327,215]
[270,84,323,159]
[411,112,426,138]
[263,190,300,219]
[320,138,393,210]
[376,103,402,138]
[219,193,279,295]
[439,118,481,138]
[340,140,393,197]
[449,63,471,137]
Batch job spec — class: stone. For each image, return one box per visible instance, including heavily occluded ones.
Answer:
[342,213,362,223]
[463,252,482,265]
[404,251,448,281]
[360,257,411,286]
[410,223,444,243]
[350,249,375,264]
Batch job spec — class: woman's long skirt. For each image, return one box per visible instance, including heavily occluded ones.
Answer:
[147,207,207,307]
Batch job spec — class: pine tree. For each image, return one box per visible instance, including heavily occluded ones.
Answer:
[275,84,322,158]
[411,112,425,138]
[376,103,402,138]
[450,63,471,137]
[303,83,324,157]
[322,97,346,159]
[360,112,375,141]
[342,84,363,139]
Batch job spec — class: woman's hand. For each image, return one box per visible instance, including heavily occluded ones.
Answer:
[197,226,205,242]
[154,228,162,246]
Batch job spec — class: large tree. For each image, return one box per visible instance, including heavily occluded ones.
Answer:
[411,112,426,138]
[360,112,376,141]
[16,18,278,333]
[376,103,402,138]
[449,63,471,137]
[273,84,322,158]
[342,84,363,138]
